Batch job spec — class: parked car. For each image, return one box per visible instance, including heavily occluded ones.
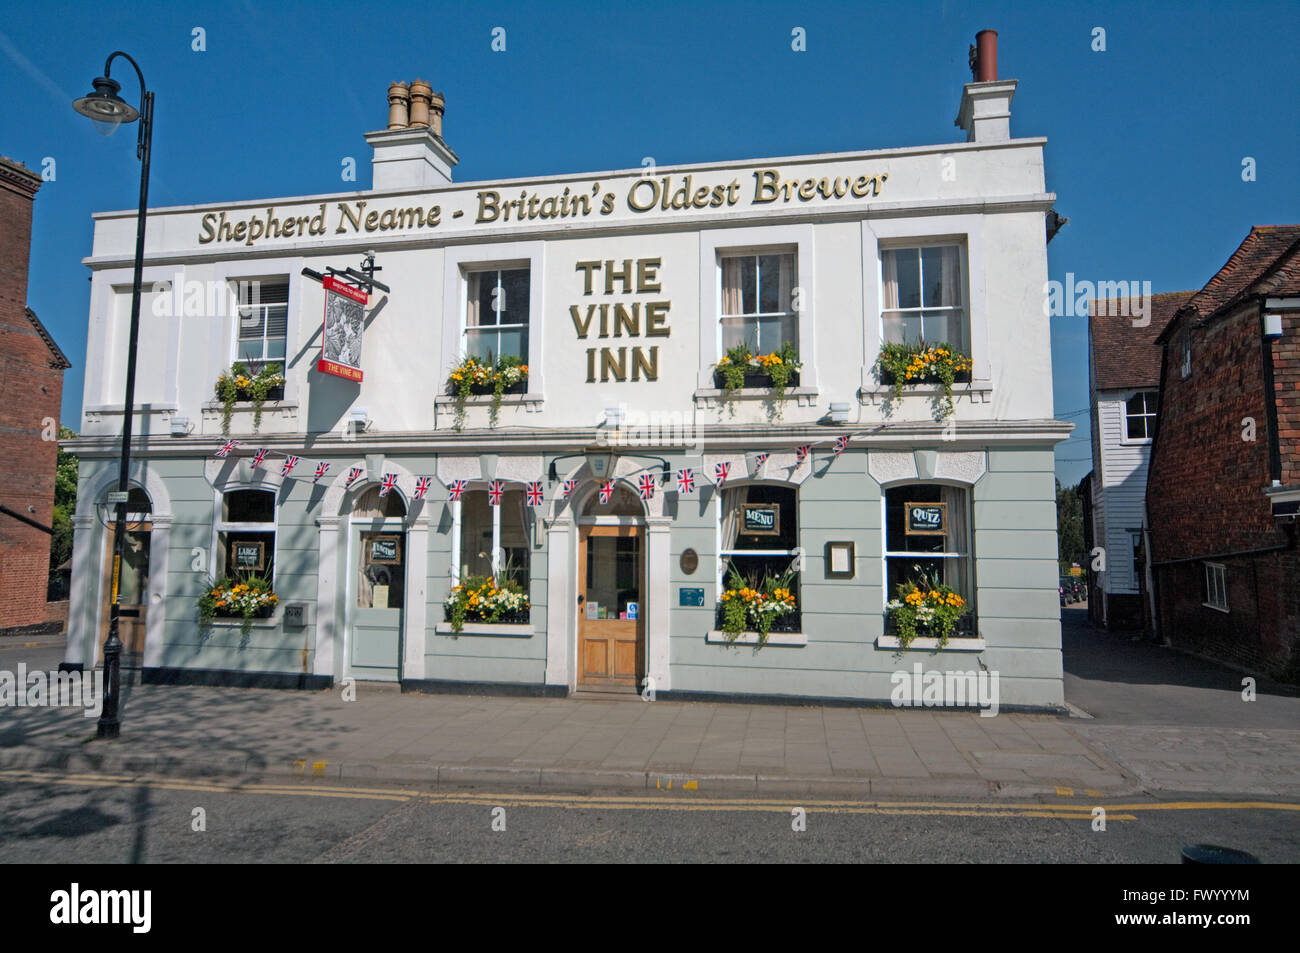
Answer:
[1059,577,1082,604]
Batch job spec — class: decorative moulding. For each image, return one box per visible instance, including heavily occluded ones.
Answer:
[868,451,917,485]
[705,630,807,646]
[434,622,534,637]
[875,635,986,651]
[933,450,987,484]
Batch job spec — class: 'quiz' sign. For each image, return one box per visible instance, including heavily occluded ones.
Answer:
[906,502,946,536]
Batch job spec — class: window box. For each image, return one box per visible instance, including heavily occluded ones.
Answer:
[214,362,286,436]
[707,629,807,646]
[443,606,531,626]
[875,633,985,651]
[445,356,529,429]
[712,368,801,390]
[878,368,972,387]
[714,604,801,634]
[435,621,534,637]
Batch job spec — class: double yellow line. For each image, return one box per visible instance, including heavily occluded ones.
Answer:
[4,768,1296,819]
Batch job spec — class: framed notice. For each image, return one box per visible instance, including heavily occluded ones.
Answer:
[368,535,401,564]
[317,275,367,382]
[825,541,855,579]
[233,541,265,571]
[905,501,947,537]
[741,503,780,536]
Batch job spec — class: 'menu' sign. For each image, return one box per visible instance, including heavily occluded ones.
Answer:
[906,502,947,536]
[570,258,670,382]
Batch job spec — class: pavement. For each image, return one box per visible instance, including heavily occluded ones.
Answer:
[0,609,1296,800]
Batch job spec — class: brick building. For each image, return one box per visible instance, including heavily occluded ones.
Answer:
[1085,291,1193,630]
[0,155,71,637]
[1147,225,1300,681]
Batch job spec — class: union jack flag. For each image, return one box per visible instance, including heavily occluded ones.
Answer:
[714,461,731,487]
[637,473,656,501]
[488,480,504,505]
[598,479,614,504]
[676,468,696,494]
[379,472,398,497]
[753,452,769,469]
[414,476,432,499]
[312,462,330,483]
[448,479,467,501]
[795,444,811,464]
[280,455,300,477]
[526,481,545,506]
[833,434,850,456]
[215,439,238,458]
[562,479,578,500]
[251,448,270,469]
[345,466,363,489]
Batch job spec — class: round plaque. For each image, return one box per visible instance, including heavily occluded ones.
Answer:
[680,548,699,574]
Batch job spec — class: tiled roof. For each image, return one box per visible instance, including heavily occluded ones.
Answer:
[1182,225,1300,319]
[1090,292,1194,390]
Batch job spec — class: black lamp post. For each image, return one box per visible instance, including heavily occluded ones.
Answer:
[72,52,153,739]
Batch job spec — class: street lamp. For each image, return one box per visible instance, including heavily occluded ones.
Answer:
[72,52,154,739]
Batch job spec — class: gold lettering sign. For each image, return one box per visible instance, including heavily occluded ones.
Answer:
[570,258,670,383]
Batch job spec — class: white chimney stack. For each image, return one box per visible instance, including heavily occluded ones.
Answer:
[955,30,1018,144]
[367,78,458,190]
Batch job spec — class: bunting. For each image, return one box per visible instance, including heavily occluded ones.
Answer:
[345,466,364,489]
[526,481,545,506]
[833,434,850,456]
[562,478,578,500]
[796,444,811,464]
[379,473,398,497]
[280,455,300,478]
[214,439,238,458]
[637,473,656,501]
[598,479,614,504]
[676,468,696,494]
[448,479,467,502]
[488,480,504,505]
[714,461,731,487]
[414,476,432,499]
[312,462,330,483]
[251,448,270,469]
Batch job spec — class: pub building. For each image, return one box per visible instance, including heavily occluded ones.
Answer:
[62,32,1071,709]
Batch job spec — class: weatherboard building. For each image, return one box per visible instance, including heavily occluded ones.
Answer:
[62,34,1071,708]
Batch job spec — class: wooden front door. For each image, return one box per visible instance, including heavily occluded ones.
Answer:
[578,525,644,690]
[101,526,150,658]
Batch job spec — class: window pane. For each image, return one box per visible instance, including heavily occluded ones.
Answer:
[1125,393,1146,416]
[460,492,494,579]
[265,336,286,360]
[720,317,752,351]
[239,280,288,307]
[883,312,924,346]
[499,269,530,326]
[922,309,965,349]
[921,246,962,307]
[728,485,797,552]
[499,490,530,586]
[885,485,942,552]
[471,272,499,328]
[758,254,787,313]
[238,308,265,341]
[264,305,288,338]
[358,532,404,609]
[220,530,275,582]
[224,489,274,523]
[755,314,797,353]
[890,249,921,309]
[739,256,757,314]
[586,535,640,616]
[496,326,527,362]
[465,329,498,364]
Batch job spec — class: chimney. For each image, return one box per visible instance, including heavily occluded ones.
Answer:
[366,80,458,190]
[955,29,1018,143]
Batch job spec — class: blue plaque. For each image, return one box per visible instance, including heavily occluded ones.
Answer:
[679,587,705,607]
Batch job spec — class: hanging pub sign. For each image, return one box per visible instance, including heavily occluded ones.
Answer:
[741,502,781,535]
[318,275,368,381]
[905,501,947,536]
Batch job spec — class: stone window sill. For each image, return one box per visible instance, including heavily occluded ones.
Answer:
[859,381,992,401]
[204,611,281,629]
[434,394,544,410]
[434,622,535,637]
[875,635,986,651]
[694,387,820,408]
[706,629,807,646]
[201,400,300,414]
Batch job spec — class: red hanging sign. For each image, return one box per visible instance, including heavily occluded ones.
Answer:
[317,276,368,381]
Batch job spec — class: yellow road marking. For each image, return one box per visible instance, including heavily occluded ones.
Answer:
[1055,786,1074,797]
[4,769,1295,819]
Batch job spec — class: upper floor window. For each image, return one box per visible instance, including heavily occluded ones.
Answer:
[236,279,288,363]
[720,252,797,353]
[1203,561,1228,613]
[465,267,530,364]
[1125,392,1157,440]
[1179,325,1192,379]
[881,245,967,350]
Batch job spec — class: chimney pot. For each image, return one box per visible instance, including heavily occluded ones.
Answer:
[387,81,410,129]
[428,90,445,139]
[975,29,998,82]
[408,79,432,128]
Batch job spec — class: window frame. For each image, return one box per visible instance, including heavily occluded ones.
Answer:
[463,265,531,366]
[697,224,816,394]
[718,249,799,356]
[861,216,989,396]
[1122,390,1158,444]
[233,277,290,365]
[450,486,532,586]
[880,482,977,631]
[441,242,546,402]
[878,242,970,352]
[211,258,304,407]
[213,487,278,585]
[715,482,802,629]
[1203,561,1229,613]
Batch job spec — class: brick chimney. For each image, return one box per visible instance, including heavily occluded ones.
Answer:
[366,79,458,190]
[955,30,1018,143]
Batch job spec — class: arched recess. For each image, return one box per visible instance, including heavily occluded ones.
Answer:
[315,459,431,682]
[66,461,173,671]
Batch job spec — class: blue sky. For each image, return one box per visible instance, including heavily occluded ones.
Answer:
[2,0,1297,485]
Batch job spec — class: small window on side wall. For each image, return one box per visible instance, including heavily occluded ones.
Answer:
[1125,392,1158,440]
[1203,562,1228,612]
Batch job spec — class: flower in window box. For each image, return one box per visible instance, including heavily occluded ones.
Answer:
[884,570,969,648]
[718,566,798,647]
[198,574,278,638]
[214,362,286,436]
[446,356,529,430]
[873,341,972,421]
